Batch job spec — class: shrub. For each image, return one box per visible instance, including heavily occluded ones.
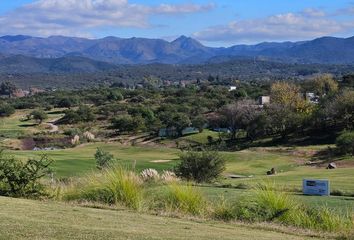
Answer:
[0,151,52,197]
[336,131,354,155]
[164,183,207,215]
[0,104,15,117]
[64,167,143,210]
[174,150,225,183]
[95,148,114,170]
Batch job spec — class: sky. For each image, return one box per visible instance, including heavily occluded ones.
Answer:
[1,0,354,46]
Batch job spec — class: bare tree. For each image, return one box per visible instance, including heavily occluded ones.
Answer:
[221,100,260,140]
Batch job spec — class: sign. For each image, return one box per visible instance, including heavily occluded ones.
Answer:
[303,179,330,196]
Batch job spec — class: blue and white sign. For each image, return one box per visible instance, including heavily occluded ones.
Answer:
[303,179,330,196]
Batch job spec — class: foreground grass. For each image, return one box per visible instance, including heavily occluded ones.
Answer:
[0,196,320,240]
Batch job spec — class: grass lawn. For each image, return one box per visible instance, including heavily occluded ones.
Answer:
[0,110,36,138]
[8,142,354,191]
[6,142,354,212]
[10,143,180,177]
[0,109,65,139]
[181,129,221,144]
[197,186,354,213]
[0,197,320,240]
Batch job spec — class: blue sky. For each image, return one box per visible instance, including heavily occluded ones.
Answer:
[0,0,354,46]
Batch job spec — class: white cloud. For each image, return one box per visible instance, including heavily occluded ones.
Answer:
[194,8,354,43]
[0,0,214,37]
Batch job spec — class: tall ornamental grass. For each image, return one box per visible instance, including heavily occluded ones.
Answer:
[64,167,143,210]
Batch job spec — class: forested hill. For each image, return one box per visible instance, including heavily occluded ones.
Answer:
[1,58,353,89]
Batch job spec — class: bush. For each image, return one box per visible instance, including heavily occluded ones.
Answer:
[0,104,15,117]
[336,131,354,155]
[0,151,52,197]
[64,167,143,210]
[95,148,114,170]
[164,183,206,215]
[174,150,225,183]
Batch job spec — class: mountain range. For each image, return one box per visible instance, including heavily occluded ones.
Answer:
[0,34,354,70]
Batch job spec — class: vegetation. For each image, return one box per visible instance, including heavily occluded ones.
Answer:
[64,167,143,210]
[0,72,353,239]
[175,150,226,183]
[0,151,52,197]
[0,197,319,240]
[94,147,114,170]
[336,131,354,155]
[164,183,207,215]
[30,109,48,124]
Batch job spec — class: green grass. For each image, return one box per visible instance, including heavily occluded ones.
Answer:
[0,196,320,240]
[10,143,179,177]
[6,142,354,212]
[0,110,34,138]
[181,130,221,144]
[0,109,64,139]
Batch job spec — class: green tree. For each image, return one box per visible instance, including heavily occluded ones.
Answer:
[30,109,48,124]
[336,131,354,155]
[95,148,114,170]
[0,104,15,117]
[192,115,207,133]
[76,105,95,122]
[0,81,17,97]
[111,114,145,133]
[325,90,354,130]
[108,89,124,101]
[312,74,338,96]
[170,113,191,136]
[175,150,226,183]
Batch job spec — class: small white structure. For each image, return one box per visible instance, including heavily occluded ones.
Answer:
[259,96,270,105]
[303,179,330,196]
[228,86,237,91]
[305,92,319,104]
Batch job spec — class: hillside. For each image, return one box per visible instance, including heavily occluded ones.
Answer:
[0,55,117,73]
[1,35,354,64]
[0,197,319,240]
[1,58,353,89]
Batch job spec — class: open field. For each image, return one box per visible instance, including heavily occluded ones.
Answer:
[0,109,65,144]
[5,141,354,212]
[10,143,180,177]
[9,142,354,191]
[0,110,37,139]
[0,196,322,240]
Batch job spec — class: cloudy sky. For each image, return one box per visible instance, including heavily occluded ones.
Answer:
[1,0,354,46]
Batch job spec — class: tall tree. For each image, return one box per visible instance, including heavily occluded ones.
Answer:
[312,74,338,96]
[0,81,17,97]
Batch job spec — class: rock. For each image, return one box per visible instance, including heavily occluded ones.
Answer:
[327,162,337,169]
[267,168,277,175]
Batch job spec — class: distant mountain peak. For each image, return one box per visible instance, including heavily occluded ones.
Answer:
[172,35,206,51]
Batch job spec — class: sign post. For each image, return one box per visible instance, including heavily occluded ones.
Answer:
[303,179,330,196]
